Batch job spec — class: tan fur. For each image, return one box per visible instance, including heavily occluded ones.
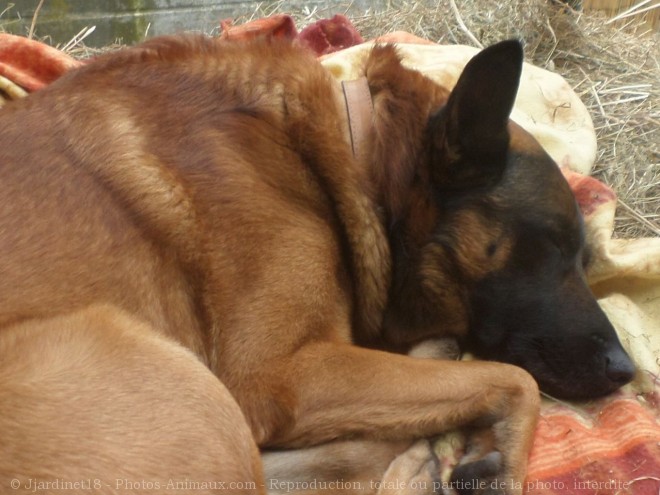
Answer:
[0,35,539,494]
[0,306,262,494]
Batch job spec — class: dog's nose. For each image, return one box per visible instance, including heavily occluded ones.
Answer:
[605,348,636,385]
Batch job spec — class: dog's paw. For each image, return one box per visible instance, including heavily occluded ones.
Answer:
[449,452,510,495]
[378,439,441,494]
[407,338,461,360]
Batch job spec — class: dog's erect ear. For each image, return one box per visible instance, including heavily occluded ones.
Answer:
[430,40,523,191]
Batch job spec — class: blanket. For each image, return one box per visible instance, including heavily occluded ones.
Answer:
[0,34,82,96]
[1,16,659,494]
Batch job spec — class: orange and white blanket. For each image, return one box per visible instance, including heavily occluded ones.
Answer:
[1,16,659,493]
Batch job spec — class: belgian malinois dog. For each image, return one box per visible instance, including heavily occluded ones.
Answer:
[0,34,633,494]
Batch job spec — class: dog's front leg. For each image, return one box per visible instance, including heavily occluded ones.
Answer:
[268,342,539,495]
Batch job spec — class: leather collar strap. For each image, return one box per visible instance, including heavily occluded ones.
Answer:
[341,77,373,160]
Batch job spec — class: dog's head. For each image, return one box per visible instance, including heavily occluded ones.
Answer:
[379,40,634,399]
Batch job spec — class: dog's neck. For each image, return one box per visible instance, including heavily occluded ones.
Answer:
[341,77,373,161]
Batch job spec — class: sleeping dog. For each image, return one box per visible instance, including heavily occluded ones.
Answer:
[0,35,633,493]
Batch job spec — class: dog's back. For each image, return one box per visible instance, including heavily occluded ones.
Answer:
[0,36,354,360]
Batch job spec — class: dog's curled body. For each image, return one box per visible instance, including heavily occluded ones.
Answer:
[1,34,632,494]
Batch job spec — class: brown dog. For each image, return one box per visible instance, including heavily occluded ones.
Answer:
[0,35,633,494]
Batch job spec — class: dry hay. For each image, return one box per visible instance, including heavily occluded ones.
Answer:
[245,0,660,238]
[3,0,659,237]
